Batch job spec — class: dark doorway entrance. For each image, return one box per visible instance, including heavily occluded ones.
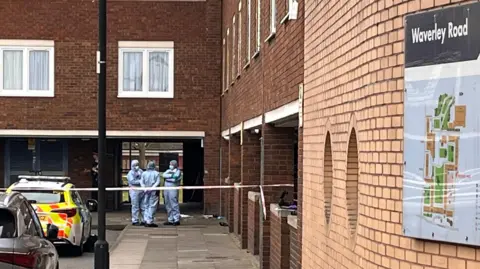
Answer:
[182,140,204,203]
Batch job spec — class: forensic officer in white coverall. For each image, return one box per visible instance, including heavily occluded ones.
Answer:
[162,160,182,226]
[140,161,160,227]
[127,160,144,225]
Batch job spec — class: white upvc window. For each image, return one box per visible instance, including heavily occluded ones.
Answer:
[0,40,54,97]
[226,28,230,87]
[231,15,236,83]
[118,41,174,98]
[222,38,226,92]
[267,0,277,39]
[255,0,261,54]
[237,1,242,76]
[245,0,251,65]
[281,0,298,23]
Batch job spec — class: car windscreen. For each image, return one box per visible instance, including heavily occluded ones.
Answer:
[0,209,16,238]
[16,190,65,204]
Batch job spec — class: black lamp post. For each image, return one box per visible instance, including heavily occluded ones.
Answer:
[94,0,109,268]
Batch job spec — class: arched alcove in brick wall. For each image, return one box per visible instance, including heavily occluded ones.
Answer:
[346,128,359,238]
[324,131,333,225]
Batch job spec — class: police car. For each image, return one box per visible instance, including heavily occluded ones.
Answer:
[7,175,98,256]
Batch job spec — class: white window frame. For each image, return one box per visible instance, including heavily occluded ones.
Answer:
[237,1,242,76]
[117,41,174,99]
[222,38,226,93]
[245,0,251,67]
[255,0,261,55]
[0,40,55,98]
[231,15,236,83]
[281,0,298,23]
[226,28,230,88]
[266,0,277,41]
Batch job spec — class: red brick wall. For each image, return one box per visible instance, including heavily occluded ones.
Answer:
[228,135,241,231]
[270,207,291,269]
[221,0,304,129]
[234,187,241,235]
[241,131,261,249]
[0,0,222,214]
[260,124,294,269]
[289,221,299,269]
[296,128,302,268]
[221,138,230,216]
[248,192,261,255]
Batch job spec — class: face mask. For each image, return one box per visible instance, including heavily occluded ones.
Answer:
[169,165,174,170]
[134,166,139,171]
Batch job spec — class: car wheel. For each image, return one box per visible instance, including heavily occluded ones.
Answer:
[71,242,84,257]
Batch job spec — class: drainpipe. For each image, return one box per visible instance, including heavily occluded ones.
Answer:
[218,0,224,216]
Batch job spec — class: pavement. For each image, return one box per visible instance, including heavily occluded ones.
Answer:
[110,225,257,269]
[59,229,121,269]
[59,204,257,269]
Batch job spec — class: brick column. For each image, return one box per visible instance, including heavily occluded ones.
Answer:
[234,184,241,236]
[248,191,261,256]
[260,124,295,269]
[269,204,291,269]
[221,138,229,217]
[229,134,241,233]
[287,215,299,269]
[241,131,261,248]
[296,128,303,268]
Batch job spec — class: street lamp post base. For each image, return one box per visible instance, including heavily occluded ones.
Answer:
[94,240,110,269]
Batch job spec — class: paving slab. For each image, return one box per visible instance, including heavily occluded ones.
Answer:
[110,223,256,269]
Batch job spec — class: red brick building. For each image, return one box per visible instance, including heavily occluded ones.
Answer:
[220,0,304,266]
[0,0,221,213]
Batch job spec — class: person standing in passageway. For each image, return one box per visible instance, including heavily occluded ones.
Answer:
[162,160,182,226]
[140,161,160,227]
[86,151,99,200]
[127,160,144,226]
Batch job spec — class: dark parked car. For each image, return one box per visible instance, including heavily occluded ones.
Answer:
[0,192,60,269]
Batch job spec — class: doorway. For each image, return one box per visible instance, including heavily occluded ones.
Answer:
[4,138,68,186]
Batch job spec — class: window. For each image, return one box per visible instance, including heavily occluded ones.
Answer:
[17,190,65,204]
[226,29,230,88]
[232,15,236,83]
[20,201,41,237]
[246,0,252,64]
[26,202,44,237]
[118,41,174,98]
[237,1,242,76]
[281,0,298,23]
[70,190,84,207]
[266,0,277,40]
[0,209,16,238]
[0,40,54,97]
[222,38,226,92]
[255,0,261,54]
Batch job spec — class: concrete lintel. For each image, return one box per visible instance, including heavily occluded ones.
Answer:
[221,129,230,139]
[270,203,291,218]
[230,123,242,135]
[243,115,262,130]
[264,101,299,124]
[287,215,297,229]
[248,191,260,201]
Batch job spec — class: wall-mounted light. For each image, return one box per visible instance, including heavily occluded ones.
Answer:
[254,128,260,134]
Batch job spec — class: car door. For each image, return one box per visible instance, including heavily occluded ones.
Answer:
[20,201,58,269]
[70,190,91,242]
